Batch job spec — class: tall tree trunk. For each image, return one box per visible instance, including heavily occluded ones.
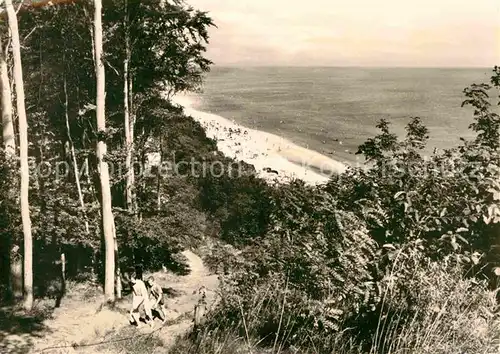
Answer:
[119,4,130,300]
[1,32,15,157]
[53,208,66,308]
[0,30,22,300]
[157,137,162,211]
[93,0,115,302]
[124,14,133,213]
[5,0,33,310]
[64,74,89,234]
[113,217,121,299]
[129,77,136,212]
[57,251,66,307]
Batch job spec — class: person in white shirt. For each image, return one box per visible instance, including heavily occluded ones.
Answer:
[129,273,154,328]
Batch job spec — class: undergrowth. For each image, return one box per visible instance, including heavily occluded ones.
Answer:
[170,257,498,354]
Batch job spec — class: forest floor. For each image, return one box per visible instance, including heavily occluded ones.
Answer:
[0,250,219,354]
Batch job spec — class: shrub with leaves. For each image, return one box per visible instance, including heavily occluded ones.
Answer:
[203,181,378,349]
[198,163,273,245]
[325,68,500,274]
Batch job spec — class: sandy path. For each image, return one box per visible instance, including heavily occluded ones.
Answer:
[152,250,219,350]
[19,250,219,354]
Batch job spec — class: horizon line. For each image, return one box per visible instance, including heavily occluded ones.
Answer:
[211,64,495,69]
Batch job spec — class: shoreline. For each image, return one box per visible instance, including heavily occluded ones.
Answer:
[172,94,347,185]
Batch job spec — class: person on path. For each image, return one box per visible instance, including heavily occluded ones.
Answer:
[129,273,154,328]
[147,276,167,324]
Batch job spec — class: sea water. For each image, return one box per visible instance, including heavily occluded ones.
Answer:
[191,67,491,164]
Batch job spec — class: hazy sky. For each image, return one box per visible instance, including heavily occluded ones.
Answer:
[187,0,500,67]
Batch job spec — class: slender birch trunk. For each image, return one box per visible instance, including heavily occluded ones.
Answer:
[93,0,115,302]
[129,78,136,212]
[113,218,121,299]
[123,6,133,213]
[157,137,162,211]
[1,32,15,157]
[60,251,66,297]
[121,3,132,298]
[0,29,22,300]
[64,75,90,234]
[5,0,34,310]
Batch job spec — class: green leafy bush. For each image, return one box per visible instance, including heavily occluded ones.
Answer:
[202,181,378,349]
[198,164,273,245]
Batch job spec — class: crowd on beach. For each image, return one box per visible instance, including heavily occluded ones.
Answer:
[173,95,347,185]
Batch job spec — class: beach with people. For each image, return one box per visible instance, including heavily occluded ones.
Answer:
[173,94,347,185]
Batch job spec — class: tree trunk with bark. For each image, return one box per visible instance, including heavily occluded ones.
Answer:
[122,5,136,291]
[157,137,162,211]
[113,217,121,299]
[129,78,137,212]
[5,0,34,310]
[0,32,15,157]
[64,74,90,234]
[93,0,115,302]
[123,2,134,214]
[0,29,22,301]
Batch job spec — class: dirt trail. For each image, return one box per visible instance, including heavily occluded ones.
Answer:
[151,250,219,350]
[20,250,219,354]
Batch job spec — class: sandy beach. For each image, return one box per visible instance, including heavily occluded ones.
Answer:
[172,94,347,185]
